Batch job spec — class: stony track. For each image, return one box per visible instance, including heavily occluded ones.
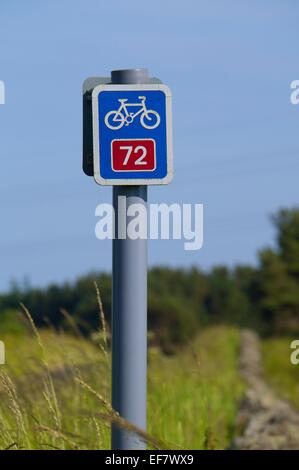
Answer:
[233,330,299,450]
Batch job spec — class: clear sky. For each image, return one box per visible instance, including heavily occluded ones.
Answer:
[0,0,298,292]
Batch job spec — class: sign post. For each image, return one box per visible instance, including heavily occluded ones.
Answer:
[111,69,149,450]
[84,68,173,450]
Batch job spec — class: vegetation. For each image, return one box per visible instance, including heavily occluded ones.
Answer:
[148,326,243,449]
[0,323,243,450]
[262,337,299,410]
[1,208,299,353]
[0,206,299,449]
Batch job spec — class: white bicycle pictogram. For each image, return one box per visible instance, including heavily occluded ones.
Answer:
[104,96,161,130]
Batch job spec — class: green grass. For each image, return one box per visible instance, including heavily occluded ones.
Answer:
[0,325,243,450]
[262,337,299,409]
[148,326,244,449]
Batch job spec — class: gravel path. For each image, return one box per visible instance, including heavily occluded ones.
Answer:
[233,330,299,450]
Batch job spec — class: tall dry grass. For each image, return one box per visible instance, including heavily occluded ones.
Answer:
[0,287,244,450]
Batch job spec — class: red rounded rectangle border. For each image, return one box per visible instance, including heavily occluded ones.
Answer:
[111,139,156,172]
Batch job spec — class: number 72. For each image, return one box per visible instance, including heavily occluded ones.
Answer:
[120,145,148,166]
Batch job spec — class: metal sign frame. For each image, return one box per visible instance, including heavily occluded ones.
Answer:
[92,84,173,186]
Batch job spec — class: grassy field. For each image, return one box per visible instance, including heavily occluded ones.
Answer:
[0,319,243,450]
[262,337,299,410]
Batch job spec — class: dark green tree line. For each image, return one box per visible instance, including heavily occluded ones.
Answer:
[1,208,299,350]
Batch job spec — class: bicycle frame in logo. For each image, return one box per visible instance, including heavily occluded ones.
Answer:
[104,96,161,130]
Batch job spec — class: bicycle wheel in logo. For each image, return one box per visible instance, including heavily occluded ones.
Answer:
[105,111,125,130]
[140,110,160,129]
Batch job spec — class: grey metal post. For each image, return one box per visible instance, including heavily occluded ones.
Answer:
[111,69,149,450]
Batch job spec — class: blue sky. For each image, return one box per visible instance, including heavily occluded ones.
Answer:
[0,0,298,291]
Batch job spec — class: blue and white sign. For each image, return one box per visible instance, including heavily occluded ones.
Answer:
[92,84,173,185]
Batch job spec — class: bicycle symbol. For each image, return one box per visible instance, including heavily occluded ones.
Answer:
[104,96,161,130]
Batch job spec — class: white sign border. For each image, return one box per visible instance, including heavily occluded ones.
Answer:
[92,84,173,186]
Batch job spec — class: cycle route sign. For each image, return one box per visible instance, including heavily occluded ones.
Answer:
[92,84,173,185]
